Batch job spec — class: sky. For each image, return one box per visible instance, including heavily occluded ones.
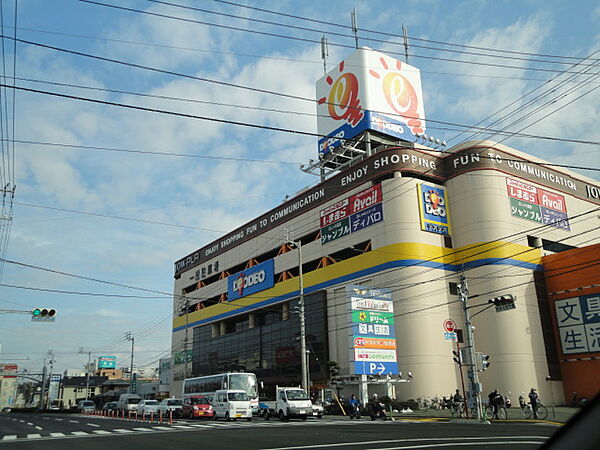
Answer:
[0,0,599,377]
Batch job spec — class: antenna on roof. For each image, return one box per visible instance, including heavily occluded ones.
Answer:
[351,9,359,49]
[321,35,329,75]
[402,25,409,63]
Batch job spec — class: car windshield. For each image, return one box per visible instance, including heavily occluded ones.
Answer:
[145,401,158,405]
[127,398,141,404]
[228,374,258,398]
[190,397,209,405]
[228,392,248,402]
[167,400,182,406]
[286,390,309,400]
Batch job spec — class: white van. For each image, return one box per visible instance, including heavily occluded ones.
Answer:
[117,394,142,413]
[213,389,252,421]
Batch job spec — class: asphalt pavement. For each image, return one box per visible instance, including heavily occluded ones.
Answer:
[0,410,562,449]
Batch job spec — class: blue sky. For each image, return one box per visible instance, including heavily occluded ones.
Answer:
[0,0,598,376]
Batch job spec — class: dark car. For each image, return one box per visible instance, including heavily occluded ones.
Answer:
[182,395,214,419]
[102,401,118,411]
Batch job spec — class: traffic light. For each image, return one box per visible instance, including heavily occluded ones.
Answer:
[31,308,56,321]
[489,294,516,312]
[452,350,462,365]
[476,353,490,371]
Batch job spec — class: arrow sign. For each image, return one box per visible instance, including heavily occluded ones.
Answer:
[352,361,399,375]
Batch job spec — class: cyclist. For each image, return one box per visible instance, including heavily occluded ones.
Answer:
[528,388,540,419]
[452,389,464,416]
[488,389,503,419]
[348,394,360,419]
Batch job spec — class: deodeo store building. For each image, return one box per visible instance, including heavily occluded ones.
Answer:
[171,48,600,402]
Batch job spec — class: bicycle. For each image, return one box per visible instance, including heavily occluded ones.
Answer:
[450,402,466,419]
[485,404,507,420]
[522,402,548,420]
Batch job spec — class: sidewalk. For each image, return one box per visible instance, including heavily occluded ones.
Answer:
[385,406,579,423]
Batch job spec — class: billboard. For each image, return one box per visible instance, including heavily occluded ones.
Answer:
[554,294,600,354]
[417,183,451,236]
[320,184,384,244]
[97,356,117,369]
[316,48,426,157]
[506,178,569,230]
[227,259,275,301]
[346,285,399,375]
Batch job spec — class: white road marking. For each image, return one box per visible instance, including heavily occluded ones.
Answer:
[69,420,79,423]
[35,426,43,430]
[366,442,546,449]
[18,420,24,423]
[71,431,89,436]
[54,418,63,421]
[87,423,100,427]
[171,425,194,429]
[50,432,66,437]
[189,424,212,428]
[152,426,172,430]
[114,428,135,433]
[26,434,42,439]
[27,422,33,425]
[92,430,112,435]
[132,427,156,432]
[1,435,17,440]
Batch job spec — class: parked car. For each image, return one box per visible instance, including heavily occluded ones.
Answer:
[102,402,118,411]
[116,394,142,413]
[137,399,160,416]
[158,398,183,418]
[77,400,96,413]
[182,395,214,419]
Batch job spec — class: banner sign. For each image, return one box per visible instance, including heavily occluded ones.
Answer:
[174,350,192,366]
[227,259,275,301]
[320,184,383,244]
[417,183,451,235]
[554,294,600,355]
[507,178,569,230]
[346,285,399,375]
[97,356,117,369]
[351,310,395,324]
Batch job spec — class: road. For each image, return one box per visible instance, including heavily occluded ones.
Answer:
[0,412,559,449]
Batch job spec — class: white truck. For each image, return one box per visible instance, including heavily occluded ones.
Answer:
[260,387,319,421]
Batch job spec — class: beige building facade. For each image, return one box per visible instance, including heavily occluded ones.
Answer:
[171,141,600,403]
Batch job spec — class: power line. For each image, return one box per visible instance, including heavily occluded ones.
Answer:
[78,0,600,76]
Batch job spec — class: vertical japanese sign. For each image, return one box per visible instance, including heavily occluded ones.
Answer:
[320,184,384,244]
[554,294,600,354]
[417,183,451,235]
[346,285,399,375]
[506,178,569,230]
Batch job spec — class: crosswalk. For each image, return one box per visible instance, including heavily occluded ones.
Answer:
[0,418,392,442]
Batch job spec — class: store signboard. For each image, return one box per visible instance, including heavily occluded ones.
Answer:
[417,183,451,235]
[320,184,383,244]
[554,294,600,354]
[507,178,569,230]
[346,285,399,375]
[227,259,275,301]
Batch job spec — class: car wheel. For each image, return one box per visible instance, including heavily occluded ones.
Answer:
[246,417,252,422]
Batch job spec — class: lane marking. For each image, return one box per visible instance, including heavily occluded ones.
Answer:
[114,428,135,433]
[87,423,100,427]
[366,442,546,450]
[132,427,156,432]
[69,420,79,423]
[71,431,89,436]
[26,434,42,439]
[152,426,172,431]
[54,418,63,421]
[264,436,553,450]
[35,426,44,430]
[92,430,112,435]
[50,432,66,437]
[171,425,194,429]
[1,435,17,440]
[27,422,33,425]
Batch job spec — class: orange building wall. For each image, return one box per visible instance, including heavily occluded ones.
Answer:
[543,244,600,403]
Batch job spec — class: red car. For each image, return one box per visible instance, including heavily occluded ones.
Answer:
[182,395,214,419]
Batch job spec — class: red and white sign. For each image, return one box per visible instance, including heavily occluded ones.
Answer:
[537,188,567,213]
[443,319,456,333]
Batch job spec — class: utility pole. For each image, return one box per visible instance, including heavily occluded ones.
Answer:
[459,275,484,421]
[79,347,92,400]
[124,332,134,393]
[285,229,309,392]
[38,350,53,410]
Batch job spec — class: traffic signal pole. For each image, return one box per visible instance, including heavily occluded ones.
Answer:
[459,275,484,421]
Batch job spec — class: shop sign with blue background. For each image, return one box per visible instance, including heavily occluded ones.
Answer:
[227,259,274,301]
